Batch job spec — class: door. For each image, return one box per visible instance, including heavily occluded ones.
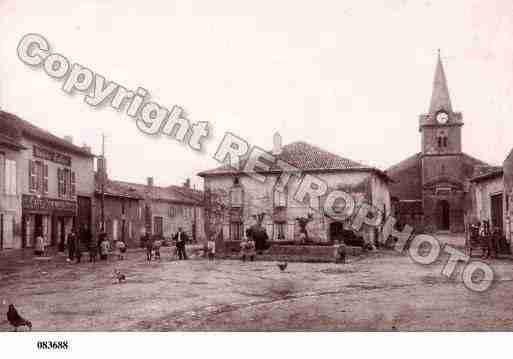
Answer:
[438,200,450,231]
[491,193,504,231]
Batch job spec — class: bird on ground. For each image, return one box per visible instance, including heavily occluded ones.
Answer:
[114,269,126,283]
[7,304,32,332]
[277,262,288,272]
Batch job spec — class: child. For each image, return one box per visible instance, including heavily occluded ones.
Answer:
[89,238,98,263]
[334,240,347,264]
[240,236,255,262]
[115,240,126,260]
[99,235,110,261]
[34,233,45,257]
[153,237,162,260]
[207,238,216,261]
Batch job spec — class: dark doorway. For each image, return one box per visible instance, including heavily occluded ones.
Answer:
[438,200,450,230]
[34,214,43,246]
[490,194,503,231]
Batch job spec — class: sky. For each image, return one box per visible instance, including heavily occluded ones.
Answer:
[1,0,513,188]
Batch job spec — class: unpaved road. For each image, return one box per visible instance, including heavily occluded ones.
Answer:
[1,247,513,331]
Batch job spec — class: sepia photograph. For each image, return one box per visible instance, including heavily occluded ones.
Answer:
[1,0,513,356]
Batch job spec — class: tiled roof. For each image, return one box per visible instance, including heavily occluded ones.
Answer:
[96,178,204,205]
[95,178,144,199]
[0,132,26,150]
[199,141,388,178]
[470,166,503,182]
[0,110,94,157]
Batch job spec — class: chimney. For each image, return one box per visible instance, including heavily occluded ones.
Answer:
[147,177,154,187]
[64,135,73,144]
[184,178,191,188]
[81,143,91,153]
[272,132,282,156]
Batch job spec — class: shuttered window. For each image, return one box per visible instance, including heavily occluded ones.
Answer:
[4,159,17,195]
[42,163,48,194]
[29,160,37,192]
[70,171,76,197]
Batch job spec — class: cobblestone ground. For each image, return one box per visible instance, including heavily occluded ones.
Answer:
[1,238,513,331]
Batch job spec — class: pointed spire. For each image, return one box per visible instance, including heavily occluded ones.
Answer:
[429,49,453,113]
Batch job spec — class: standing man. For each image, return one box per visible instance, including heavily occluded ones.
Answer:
[173,227,189,260]
[67,229,76,263]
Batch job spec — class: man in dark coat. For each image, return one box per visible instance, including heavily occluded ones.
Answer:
[173,227,189,260]
[67,229,76,262]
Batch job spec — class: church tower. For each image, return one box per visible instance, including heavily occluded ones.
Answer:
[419,52,465,232]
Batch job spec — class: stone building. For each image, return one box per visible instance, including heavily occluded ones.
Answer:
[199,140,391,245]
[95,158,205,246]
[387,54,488,233]
[0,110,95,250]
[469,167,505,234]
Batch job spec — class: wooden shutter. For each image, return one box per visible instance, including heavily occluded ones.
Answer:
[70,171,76,197]
[57,168,63,196]
[42,164,48,194]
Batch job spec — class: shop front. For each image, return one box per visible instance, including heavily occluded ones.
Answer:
[21,194,76,249]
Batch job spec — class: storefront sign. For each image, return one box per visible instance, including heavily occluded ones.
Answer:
[33,145,72,166]
[22,194,77,213]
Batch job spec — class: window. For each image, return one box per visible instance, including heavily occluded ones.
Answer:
[274,222,286,240]
[42,163,48,194]
[230,178,243,208]
[57,168,75,198]
[128,221,133,239]
[121,199,126,215]
[230,222,243,241]
[70,171,76,196]
[274,186,287,208]
[4,159,17,195]
[29,160,37,192]
[154,216,163,236]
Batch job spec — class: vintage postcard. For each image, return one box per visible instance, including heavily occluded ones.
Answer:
[1,0,512,356]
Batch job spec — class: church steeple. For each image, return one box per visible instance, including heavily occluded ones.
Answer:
[428,50,452,113]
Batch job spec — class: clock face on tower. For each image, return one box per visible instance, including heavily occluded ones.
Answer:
[436,112,449,124]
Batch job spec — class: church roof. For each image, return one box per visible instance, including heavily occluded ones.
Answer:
[429,52,453,113]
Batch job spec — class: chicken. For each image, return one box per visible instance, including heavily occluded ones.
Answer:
[7,304,32,332]
[277,262,288,272]
[114,270,126,283]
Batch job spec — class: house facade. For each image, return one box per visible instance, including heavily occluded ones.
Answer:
[95,159,205,246]
[0,110,96,250]
[199,140,391,246]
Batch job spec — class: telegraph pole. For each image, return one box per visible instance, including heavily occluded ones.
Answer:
[100,133,105,232]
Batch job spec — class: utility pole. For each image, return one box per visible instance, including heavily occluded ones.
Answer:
[100,133,105,232]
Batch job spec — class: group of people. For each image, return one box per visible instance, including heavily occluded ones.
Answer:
[65,227,124,264]
[143,227,190,262]
[469,219,502,259]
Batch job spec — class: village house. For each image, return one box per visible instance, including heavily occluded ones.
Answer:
[198,136,391,247]
[95,157,205,246]
[0,110,95,250]
[387,53,488,233]
[467,150,513,252]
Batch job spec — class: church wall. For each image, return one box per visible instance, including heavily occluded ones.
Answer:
[421,155,464,185]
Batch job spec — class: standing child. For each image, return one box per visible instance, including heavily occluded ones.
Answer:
[145,234,153,262]
[115,240,126,260]
[207,238,216,261]
[89,237,98,263]
[34,231,45,257]
[99,234,110,261]
[153,237,162,260]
